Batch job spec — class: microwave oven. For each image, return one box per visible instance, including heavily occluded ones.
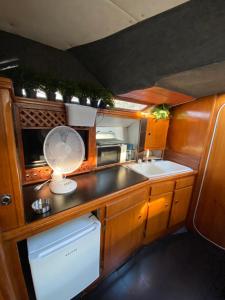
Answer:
[97,144,127,167]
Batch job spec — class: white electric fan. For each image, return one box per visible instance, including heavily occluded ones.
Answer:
[43,126,85,194]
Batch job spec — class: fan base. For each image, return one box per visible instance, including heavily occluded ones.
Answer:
[49,178,77,194]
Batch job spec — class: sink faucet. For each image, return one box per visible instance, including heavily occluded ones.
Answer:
[144,149,150,163]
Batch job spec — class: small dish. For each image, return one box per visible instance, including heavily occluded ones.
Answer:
[31,198,51,215]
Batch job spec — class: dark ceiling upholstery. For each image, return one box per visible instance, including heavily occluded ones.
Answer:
[0,30,100,84]
[70,0,225,97]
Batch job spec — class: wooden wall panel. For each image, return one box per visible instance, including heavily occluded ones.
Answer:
[193,94,225,248]
[0,78,24,231]
[164,95,216,170]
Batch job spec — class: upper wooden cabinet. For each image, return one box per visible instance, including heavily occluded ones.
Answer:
[145,118,169,150]
[104,187,148,273]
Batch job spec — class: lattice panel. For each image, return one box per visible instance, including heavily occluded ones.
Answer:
[19,108,66,128]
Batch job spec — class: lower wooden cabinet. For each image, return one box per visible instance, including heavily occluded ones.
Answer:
[145,192,173,242]
[104,190,148,273]
[169,185,193,227]
[102,176,195,275]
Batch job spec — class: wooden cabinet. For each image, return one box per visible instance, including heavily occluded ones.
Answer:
[169,186,193,227]
[145,118,169,150]
[145,192,173,242]
[0,79,24,231]
[145,176,195,243]
[104,187,148,273]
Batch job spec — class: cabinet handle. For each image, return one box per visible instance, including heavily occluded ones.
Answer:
[175,200,179,204]
[138,215,142,220]
[0,194,12,206]
[148,133,151,136]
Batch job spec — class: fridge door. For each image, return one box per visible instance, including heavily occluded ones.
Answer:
[28,214,101,300]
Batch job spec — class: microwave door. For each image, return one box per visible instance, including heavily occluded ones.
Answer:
[97,146,121,166]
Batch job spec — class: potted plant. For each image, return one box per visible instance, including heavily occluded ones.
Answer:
[59,80,77,103]
[99,89,114,109]
[77,82,90,106]
[23,69,40,99]
[151,104,170,120]
[87,83,102,108]
[40,74,58,100]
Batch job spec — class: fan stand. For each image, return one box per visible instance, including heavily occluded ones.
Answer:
[49,172,77,194]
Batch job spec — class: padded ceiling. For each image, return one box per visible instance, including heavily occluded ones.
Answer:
[157,61,225,98]
[0,0,189,50]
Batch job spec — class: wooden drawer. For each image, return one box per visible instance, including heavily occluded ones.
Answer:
[176,176,195,189]
[150,181,174,196]
[106,187,148,218]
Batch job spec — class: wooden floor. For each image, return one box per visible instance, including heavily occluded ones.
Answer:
[82,231,225,300]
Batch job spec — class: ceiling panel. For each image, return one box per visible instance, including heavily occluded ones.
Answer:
[0,0,136,49]
[111,0,190,21]
[0,0,189,49]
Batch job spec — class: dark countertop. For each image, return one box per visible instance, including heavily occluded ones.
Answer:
[23,165,148,223]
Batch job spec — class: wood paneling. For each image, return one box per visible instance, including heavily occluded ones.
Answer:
[118,86,194,106]
[165,95,216,169]
[145,118,169,150]
[169,186,193,227]
[194,96,225,248]
[0,79,24,231]
[145,192,173,242]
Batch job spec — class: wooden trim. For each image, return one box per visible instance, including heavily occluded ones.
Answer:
[98,108,142,119]
[14,97,65,109]
[0,77,13,90]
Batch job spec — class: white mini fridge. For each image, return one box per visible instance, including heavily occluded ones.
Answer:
[27,213,101,300]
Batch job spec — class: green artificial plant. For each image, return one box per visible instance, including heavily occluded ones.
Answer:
[151,104,170,120]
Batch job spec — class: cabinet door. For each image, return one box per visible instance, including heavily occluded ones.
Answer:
[104,200,148,273]
[145,192,173,242]
[169,186,193,227]
[145,118,169,150]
